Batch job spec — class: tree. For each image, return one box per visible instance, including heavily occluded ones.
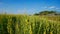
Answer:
[34,10,58,15]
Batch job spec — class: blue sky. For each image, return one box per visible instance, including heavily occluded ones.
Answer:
[0,0,60,14]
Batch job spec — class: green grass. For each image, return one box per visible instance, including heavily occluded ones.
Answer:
[0,14,60,34]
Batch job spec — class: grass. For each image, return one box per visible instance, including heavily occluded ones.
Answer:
[0,14,60,34]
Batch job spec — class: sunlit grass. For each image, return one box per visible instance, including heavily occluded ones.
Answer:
[0,14,60,34]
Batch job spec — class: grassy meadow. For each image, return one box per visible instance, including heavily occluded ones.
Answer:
[0,14,60,34]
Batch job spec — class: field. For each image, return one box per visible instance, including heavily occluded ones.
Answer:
[0,14,60,34]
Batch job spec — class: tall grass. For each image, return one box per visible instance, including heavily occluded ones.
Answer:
[0,14,60,34]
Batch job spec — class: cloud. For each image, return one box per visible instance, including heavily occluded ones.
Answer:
[43,6,60,11]
[17,9,27,14]
[44,6,60,9]
[49,6,55,9]
[49,6,60,10]
[44,6,47,9]
[43,6,55,9]
[17,8,36,14]
[56,8,60,10]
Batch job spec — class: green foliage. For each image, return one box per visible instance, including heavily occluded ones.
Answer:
[34,10,59,15]
[0,14,60,34]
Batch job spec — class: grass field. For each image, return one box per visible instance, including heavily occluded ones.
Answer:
[0,14,60,34]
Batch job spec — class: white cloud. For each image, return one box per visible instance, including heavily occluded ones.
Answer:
[43,6,60,11]
[17,8,36,14]
[56,8,60,10]
[49,6,60,10]
[44,6,47,8]
[17,9,27,14]
[49,6,55,9]
[43,6,55,9]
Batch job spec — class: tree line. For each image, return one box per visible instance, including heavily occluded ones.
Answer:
[34,10,60,15]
